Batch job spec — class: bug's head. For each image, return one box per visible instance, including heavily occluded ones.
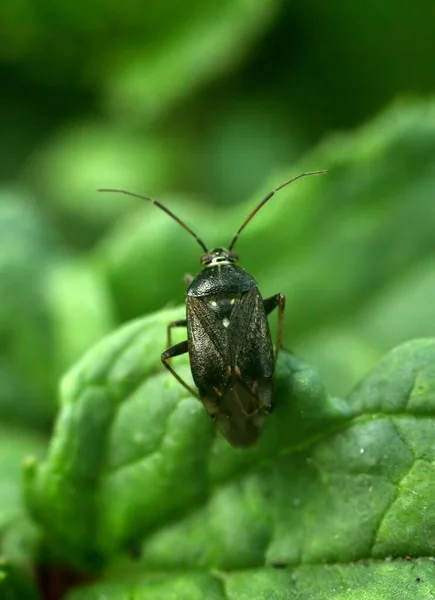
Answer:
[200,247,239,267]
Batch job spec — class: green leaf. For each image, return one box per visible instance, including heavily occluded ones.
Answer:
[66,560,435,600]
[0,427,45,600]
[23,306,347,570]
[137,340,435,571]
[0,427,45,560]
[96,98,435,395]
[24,306,435,600]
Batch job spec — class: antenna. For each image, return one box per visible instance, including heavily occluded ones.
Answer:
[98,188,208,253]
[228,170,327,251]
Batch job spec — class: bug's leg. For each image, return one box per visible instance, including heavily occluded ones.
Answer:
[167,319,187,348]
[263,293,286,364]
[161,340,199,398]
[184,273,194,285]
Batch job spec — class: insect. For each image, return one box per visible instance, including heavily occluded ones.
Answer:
[99,170,326,447]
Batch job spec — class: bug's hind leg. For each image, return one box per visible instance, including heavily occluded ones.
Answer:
[263,293,286,364]
[161,340,199,399]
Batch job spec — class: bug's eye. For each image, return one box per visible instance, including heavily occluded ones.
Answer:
[228,251,239,261]
[200,253,212,264]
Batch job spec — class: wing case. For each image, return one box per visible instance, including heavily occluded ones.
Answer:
[186,279,274,447]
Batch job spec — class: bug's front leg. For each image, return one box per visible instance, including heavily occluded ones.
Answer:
[263,293,286,364]
[161,340,199,398]
[167,319,187,348]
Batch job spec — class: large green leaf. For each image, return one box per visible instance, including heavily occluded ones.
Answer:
[24,307,435,597]
[96,98,435,394]
[66,560,435,600]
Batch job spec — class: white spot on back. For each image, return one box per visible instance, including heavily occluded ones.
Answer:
[230,298,236,305]
[211,300,217,307]
[223,317,230,328]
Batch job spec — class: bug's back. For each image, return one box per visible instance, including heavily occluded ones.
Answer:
[187,264,274,446]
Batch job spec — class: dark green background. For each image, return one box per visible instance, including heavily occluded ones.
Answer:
[2,0,435,429]
[1,1,435,598]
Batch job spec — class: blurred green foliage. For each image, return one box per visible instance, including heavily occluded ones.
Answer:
[1,0,435,597]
